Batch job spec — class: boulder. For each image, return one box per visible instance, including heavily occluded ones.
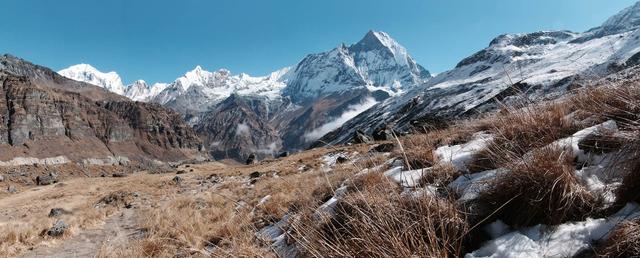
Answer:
[0,175,4,182]
[36,172,58,185]
[337,156,349,164]
[249,171,262,179]
[206,174,221,184]
[7,185,17,194]
[372,126,395,141]
[246,154,257,165]
[47,220,68,237]
[172,176,183,184]
[48,208,69,218]
[277,151,289,158]
[353,130,372,144]
[370,143,396,153]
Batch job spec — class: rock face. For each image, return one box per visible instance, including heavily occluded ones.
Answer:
[0,55,204,165]
[194,94,283,161]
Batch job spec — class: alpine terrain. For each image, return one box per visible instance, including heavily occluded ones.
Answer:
[59,31,431,161]
[5,2,640,258]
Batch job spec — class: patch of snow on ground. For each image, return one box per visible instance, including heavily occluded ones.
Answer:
[384,166,426,188]
[551,120,617,164]
[435,133,493,171]
[468,203,640,258]
[449,169,506,202]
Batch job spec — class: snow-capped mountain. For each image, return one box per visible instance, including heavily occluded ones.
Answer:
[54,31,433,161]
[150,66,288,113]
[123,80,169,102]
[58,64,126,95]
[283,31,430,103]
[317,2,640,146]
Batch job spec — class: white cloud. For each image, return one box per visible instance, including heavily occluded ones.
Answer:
[236,122,250,136]
[303,97,378,142]
[256,142,278,155]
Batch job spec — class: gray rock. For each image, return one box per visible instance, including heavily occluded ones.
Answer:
[249,171,262,179]
[112,173,127,178]
[353,130,372,144]
[48,208,68,217]
[172,176,183,184]
[371,143,396,153]
[7,185,17,194]
[372,126,395,141]
[246,153,257,165]
[47,220,68,237]
[277,151,289,158]
[36,172,58,186]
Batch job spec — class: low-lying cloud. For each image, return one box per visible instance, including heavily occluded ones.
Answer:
[304,97,378,142]
[236,122,250,136]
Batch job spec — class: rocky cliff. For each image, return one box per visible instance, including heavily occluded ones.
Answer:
[0,55,204,166]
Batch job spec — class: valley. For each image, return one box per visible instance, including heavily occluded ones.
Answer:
[3,1,640,257]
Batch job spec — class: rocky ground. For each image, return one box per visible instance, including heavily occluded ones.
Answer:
[4,77,640,258]
[0,145,368,257]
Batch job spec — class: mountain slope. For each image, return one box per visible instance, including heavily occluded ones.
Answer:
[0,55,204,165]
[191,31,430,160]
[55,31,432,161]
[317,4,640,146]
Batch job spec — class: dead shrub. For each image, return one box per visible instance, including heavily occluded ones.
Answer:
[397,133,437,169]
[473,147,601,227]
[95,191,134,208]
[614,141,640,206]
[597,219,640,257]
[577,129,625,156]
[573,83,640,129]
[468,102,578,172]
[420,163,461,187]
[291,189,469,257]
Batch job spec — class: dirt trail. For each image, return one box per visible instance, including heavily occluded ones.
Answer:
[23,208,139,258]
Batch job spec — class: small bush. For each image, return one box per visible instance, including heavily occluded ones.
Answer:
[291,189,469,257]
[473,147,601,227]
[597,219,640,257]
[469,102,578,172]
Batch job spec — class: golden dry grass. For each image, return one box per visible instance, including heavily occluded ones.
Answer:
[290,187,468,257]
[597,218,640,257]
[473,147,602,227]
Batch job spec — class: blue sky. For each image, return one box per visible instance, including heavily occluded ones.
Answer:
[1,0,636,84]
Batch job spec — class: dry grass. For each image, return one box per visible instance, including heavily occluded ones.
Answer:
[95,146,383,257]
[473,147,601,227]
[573,83,640,130]
[420,163,461,187]
[396,133,437,169]
[469,102,579,172]
[291,189,469,257]
[11,80,640,257]
[597,219,640,257]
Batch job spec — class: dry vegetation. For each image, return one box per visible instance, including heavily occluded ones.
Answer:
[597,219,640,257]
[291,189,468,257]
[473,147,602,227]
[5,79,640,257]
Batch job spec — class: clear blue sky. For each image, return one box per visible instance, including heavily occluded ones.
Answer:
[1,0,636,84]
